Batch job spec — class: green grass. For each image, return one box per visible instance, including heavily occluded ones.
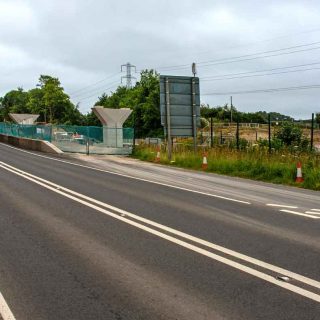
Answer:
[132,146,320,191]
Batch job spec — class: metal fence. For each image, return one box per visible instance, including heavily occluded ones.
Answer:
[0,123,134,154]
[0,122,52,141]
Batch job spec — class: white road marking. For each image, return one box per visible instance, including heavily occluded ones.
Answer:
[305,211,320,215]
[310,209,320,212]
[280,209,320,219]
[0,292,16,320]
[0,143,251,205]
[1,160,320,289]
[266,204,298,209]
[1,161,320,303]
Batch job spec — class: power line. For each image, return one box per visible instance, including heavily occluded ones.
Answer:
[202,84,320,96]
[200,61,320,80]
[160,46,320,72]
[192,27,320,57]
[201,66,320,82]
[199,46,320,69]
[69,72,121,96]
[75,83,120,103]
[71,80,120,99]
[154,41,320,72]
[199,41,320,65]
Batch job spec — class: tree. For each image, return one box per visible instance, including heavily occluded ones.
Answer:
[275,123,302,146]
[38,75,72,123]
[0,88,29,121]
[93,69,162,137]
[27,88,45,121]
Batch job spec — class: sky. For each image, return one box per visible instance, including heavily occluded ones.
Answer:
[1,0,320,119]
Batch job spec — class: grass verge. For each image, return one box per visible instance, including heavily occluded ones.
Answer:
[132,146,320,191]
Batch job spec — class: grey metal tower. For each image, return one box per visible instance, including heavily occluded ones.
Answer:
[121,62,136,89]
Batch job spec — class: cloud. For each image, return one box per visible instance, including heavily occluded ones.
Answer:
[0,0,320,118]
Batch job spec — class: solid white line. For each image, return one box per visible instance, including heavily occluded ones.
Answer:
[0,292,16,320]
[310,209,320,212]
[280,209,320,219]
[1,160,320,290]
[0,143,251,205]
[266,204,298,209]
[1,162,320,303]
[305,211,320,215]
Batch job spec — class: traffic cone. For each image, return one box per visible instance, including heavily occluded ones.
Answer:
[202,152,208,170]
[295,162,304,183]
[155,146,161,163]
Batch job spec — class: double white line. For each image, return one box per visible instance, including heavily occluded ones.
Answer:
[0,160,320,306]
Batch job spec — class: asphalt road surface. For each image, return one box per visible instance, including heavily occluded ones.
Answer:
[0,142,319,319]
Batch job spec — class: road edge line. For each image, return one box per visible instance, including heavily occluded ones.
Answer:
[0,292,16,320]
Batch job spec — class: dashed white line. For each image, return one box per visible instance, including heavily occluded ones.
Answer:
[280,209,320,219]
[0,292,16,320]
[310,209,320,212]
[266,204,298,209]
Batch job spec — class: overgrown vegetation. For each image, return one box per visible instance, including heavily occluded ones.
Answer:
[133,145,320,190]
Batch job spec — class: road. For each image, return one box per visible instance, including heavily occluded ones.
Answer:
[0,142,319,319]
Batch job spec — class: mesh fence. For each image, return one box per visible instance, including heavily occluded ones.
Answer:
[0,122,52,141]
[0,122,134,154]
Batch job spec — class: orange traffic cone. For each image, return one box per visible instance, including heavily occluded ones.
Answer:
[295,162,304,183]
[155,146,161,163]
[202,152,208,170]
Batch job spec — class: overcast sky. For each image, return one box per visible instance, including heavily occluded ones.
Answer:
[1,0,320,119]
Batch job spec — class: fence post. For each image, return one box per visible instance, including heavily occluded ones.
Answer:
[210,117,213,148]
[133,113,136,153]
[311,113,314,152]
[86,126,90,155]
[268,113,271,154]
[236,120,240,150]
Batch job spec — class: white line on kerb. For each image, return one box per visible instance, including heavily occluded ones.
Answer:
[1,161,320,303]
[0,143,251,205]
[280,209,320,219]
[266,204,298,209]
[0,292,16,320]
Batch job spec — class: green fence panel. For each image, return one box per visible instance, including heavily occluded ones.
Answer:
[0,122,133,154]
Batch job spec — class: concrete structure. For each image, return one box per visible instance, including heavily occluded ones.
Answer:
[92,106,132,148]
[0,134,63,154]
[9,113,40,125]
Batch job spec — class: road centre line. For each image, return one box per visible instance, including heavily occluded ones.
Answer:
[280,209,320,219]
[0,291,16,320]
[1,162,320,303]
[266,204,298,209]
[0,143,250,205]
[1,161,320,290]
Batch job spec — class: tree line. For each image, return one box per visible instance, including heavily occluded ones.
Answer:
[1,71,319,138]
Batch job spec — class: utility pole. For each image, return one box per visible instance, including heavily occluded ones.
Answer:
[230,96,233,124]
[191,62,197,153]
[121,62,136,89]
